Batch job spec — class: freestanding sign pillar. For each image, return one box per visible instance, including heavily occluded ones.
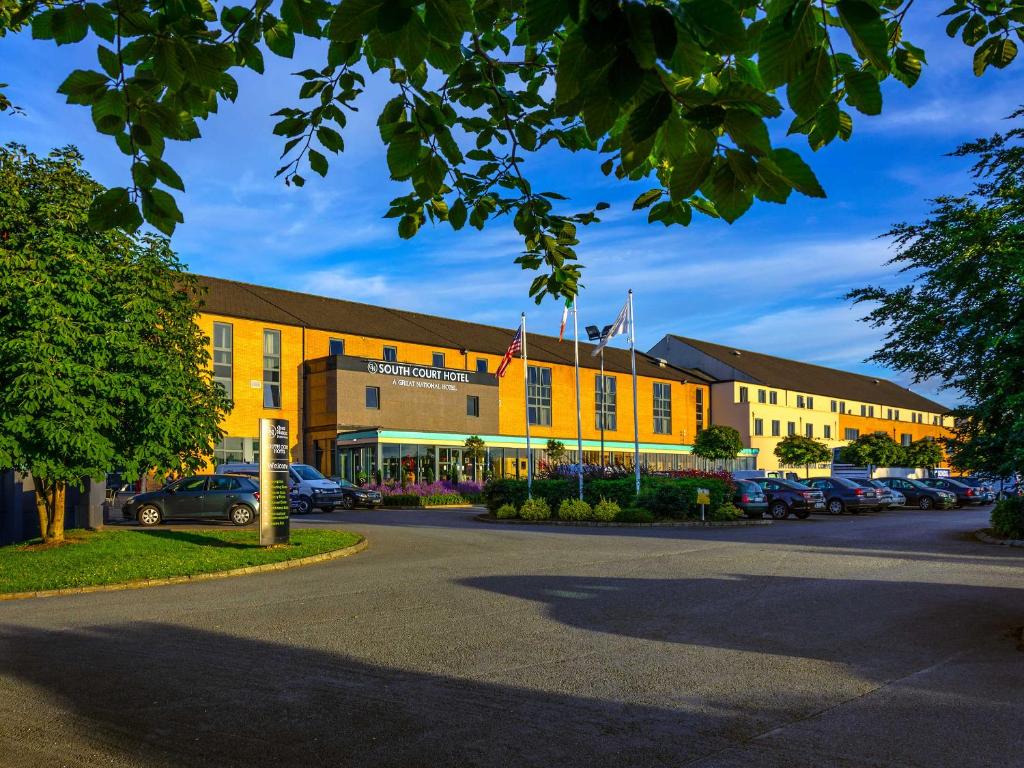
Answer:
[259,417,291,546]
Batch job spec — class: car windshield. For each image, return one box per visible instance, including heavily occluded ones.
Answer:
[737,481,760,493]
[291,464,327,481]
[785,480,811,490]
[337,479,356,488]
[905,479,930,489]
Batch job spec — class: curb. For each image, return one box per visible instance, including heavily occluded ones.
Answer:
[472,514,772,528]
[974,529,1024,548]
[0,537,367,602]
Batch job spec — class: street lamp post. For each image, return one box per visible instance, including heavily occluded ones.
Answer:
[586,324,612,469]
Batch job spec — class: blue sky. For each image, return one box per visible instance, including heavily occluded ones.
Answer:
[2,11,1021,405]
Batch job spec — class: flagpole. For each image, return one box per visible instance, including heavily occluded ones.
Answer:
[521,312,532,498]
[573,297,583,500]
[629,289,640,497]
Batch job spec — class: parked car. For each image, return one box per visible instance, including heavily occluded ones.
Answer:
[849,477,906,509]
[218,462,343,513]
[733,479,768,519]
[332,478,383,509]
[919,477,987,507]
[749,478,823,519]
[875,477,957,510]
[951,476,997,504]
[122,474,259,526]
[806,476,884,514]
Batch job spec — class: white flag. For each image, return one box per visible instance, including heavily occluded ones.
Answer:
[591,300,629,356]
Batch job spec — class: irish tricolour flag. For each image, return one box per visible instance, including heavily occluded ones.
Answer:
[558,298,573,342]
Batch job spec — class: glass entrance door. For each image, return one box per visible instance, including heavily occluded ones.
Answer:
[438,448,463,482]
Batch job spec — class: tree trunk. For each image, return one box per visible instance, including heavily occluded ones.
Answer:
[32,475,66,543]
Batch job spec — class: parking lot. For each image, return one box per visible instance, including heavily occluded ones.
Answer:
[2,505,1021,767]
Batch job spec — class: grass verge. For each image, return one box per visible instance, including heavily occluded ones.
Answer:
[0,528,362,594]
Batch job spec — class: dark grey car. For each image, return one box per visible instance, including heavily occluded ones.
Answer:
[806,476,884,514]
[122,474,260,526]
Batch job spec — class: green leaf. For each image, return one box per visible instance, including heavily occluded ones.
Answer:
[398,213,419,238]
[148,156,185,191]
[50,6,89,44]
[753,159,792,204]
[837,110,853,141]
[84,4,115,42]
[140,188,184,235]
[449,198,467,230]
[91,89,126,135]
[669,149,714,202]
[524,0,568,41]
[317,125,345,152]
[153,38,186,90]
[624,2,657,69]
[757,0,815,88]
[632,189,663,210]
[706,162,753,223]
[892,48,922,87]
[328,0,385,41]
[308,149,329,176]
[265,20,297,57]
[973,37,1017,75]
[685,0,747,55]
[787,46,833,117]
[724,110,771,156]
[97,45,120,78]
[628,91,672,143]
[961,14,987,46]
[837,0,891,72]
[844,70,881,115]
[88,187,143,231]
[769,148,825,197]
[386,125,421,179]
[424,0,473,44]
[131,160,156,189]
[57,69,109,106]
[807,101,839,150]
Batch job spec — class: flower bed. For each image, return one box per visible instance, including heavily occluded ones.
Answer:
[363,480,483,507]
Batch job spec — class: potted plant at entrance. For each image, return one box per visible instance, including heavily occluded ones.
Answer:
[402,455,416,484]
[464,435,486,483]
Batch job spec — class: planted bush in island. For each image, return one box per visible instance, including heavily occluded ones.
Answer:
[991,497,1024,539]
[557,498,592,521]
[709,502,744,522]
[495,503,518,519]
[593,498,620,522]
[519,498,551,521]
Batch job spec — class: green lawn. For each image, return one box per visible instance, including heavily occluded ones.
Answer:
[0,528,362,594]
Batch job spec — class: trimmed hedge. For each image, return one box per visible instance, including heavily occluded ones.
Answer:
[519,498,551,520]
[593,498,620,521]
[991,496,1024,539]
[381,493,471,508]
[558,499,593,521]
[496,503,518,519]
[483,476,731,520]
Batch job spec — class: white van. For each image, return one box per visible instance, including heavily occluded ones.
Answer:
[218,462,343,513]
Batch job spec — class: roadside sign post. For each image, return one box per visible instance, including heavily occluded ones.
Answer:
[259,417,291,546]
[697,487,711,522]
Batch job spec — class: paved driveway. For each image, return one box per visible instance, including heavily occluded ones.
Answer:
[1,507,1021,767]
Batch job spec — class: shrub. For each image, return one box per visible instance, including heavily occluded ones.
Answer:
[381,494,423,508]
[519,498,551,520]
[709,502,744,521]
[615,506,654,523]
[483,478,573,512]
[593,498,620,521]
[991,496,1024,539]
[637,482,696,519]
[558,498,593,521]
[495,503,518,519]
[422,493,469,506]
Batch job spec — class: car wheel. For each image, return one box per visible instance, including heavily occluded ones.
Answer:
[296,495,312,515]
[769,501,788,520]
[919,496,934,510]
[137,505,161,527]
[794,508,811,520]
[828,498,844,515]
[341,494,355,510]
[230,504,254,526]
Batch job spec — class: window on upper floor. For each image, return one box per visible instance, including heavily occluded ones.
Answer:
[263,329,281,409]
[831,400,837,412]
[432,352,445,368]
[787,421,796,436]
[805,423,814,438]
[738,386,748,403]
[771,420,781,436]
[596,374,617,431]
[901,433,912,447]
[807,396,814,409]
[383,346,397,362]
[653,382,671,435]
[695,388,705,433]
[769,391,778,405]
[476,358,488,374]
[845,428,860,440]
[757,389,766,403]
[467,395,480,417]
[329,338,345,356]
[796,395,805,408]
[528,366,552,426]
[754,418,764,436]
[365,386,380,409]
[823,425,832,439]
[212,322,233,399]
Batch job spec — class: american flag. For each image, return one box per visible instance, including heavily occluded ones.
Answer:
[496,325,522,378]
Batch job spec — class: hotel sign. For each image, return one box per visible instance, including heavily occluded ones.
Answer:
[259,417,290,546]
[367,361,470,384]
[329,354,498,387]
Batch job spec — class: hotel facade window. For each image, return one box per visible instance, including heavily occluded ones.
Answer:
[596,374,617,431]
[467,395,480,417]
[653,382,671,434]
[787,421,796,436]
[754,418,764,436]
[769,391,778,405]
[796,395,805,408]
[823,425,832,439]
[805,423,813,438]
[771,420,781,437]
[432,352,445,368]
[839,401,847,413]
[831,400,837,412]
[365,386,380,409]
[807,396,814,409]
[527,365,552,426]
[845,428,860,440]
[329,338,345,356]
[263,329,281,408]
[476,358,488,373]
[212,322,233,398]
[695,389,705,432]
[383,346,397,362]
[738,386,748,403]
[901,433,912,447]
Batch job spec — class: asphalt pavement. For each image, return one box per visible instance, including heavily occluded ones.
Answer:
[1,506,1021,768]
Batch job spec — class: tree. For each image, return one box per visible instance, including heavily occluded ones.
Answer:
[774,434,831,477]
[841,432,905,478]
[903,438,944,472]
[849,112,1024,479]
[693,425,742,464]
[3,2,1019,302]
[463,434,486,480]
[546,438,567,464]
[0,144,231,543]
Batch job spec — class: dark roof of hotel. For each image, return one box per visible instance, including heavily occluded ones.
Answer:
[195,275,714,384]
[669,335,950,413]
